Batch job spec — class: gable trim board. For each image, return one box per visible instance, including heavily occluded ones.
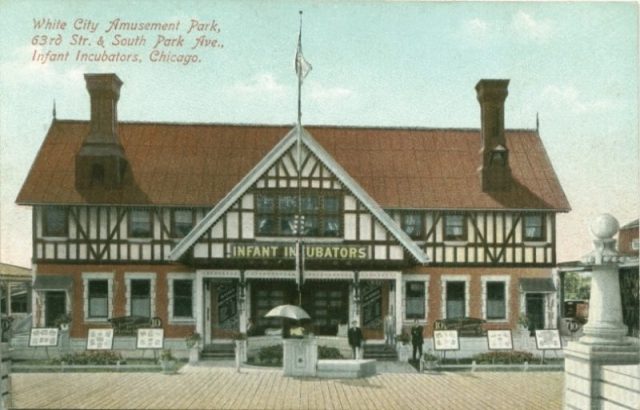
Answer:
[168,125,429,264]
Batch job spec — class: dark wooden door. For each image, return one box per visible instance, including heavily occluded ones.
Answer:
[45,291,66,327]
[525,293,545,331]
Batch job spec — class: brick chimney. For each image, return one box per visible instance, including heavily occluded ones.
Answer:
[76,73,127,189]
[476,79,512,192]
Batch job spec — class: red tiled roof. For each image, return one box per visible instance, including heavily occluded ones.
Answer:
[16,120,570,211]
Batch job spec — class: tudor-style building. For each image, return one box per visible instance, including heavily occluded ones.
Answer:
[17,74,569,345]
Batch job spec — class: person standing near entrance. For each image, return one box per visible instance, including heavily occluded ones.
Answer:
[348,321,363,359]
[384,312,395,345]
[411,320,424,361]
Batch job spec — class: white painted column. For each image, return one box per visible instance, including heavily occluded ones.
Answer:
[194,272,204,341]
[395,273,403,336]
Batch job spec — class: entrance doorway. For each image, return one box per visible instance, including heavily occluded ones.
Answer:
[361,281,388,339]
[208,281,239,339]
[525,293,545,331]
[301,282,349,336]
[44,291,66,327]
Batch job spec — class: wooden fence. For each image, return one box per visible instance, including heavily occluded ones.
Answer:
[1,343,10,410]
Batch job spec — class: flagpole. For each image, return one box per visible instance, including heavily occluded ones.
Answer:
[296,11,303,305]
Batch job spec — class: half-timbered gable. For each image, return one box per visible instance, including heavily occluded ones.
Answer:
[186,140,424,269]
[17,74,570,348]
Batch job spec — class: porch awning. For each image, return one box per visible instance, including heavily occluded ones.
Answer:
[33,275,73,290]
[519,278,555,293]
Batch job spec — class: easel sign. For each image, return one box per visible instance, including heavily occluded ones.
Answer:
[534,329,562,364]
[433,330,459,350]
[136,328,164,349]
[29,328,59,347]
[487,330,513,350]
[534,329,562,350]
[87,328,114,350]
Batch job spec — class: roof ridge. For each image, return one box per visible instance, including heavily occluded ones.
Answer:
[52,119,537,133]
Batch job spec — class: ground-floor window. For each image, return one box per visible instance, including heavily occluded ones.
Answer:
[88,280,109,319]
[405,281,425,319]
[173,280,193,318]
[83,272,113,321]
[446,281,466,319]
[486,281,507,320]
[125,273,156,318]
[131,279,151,317]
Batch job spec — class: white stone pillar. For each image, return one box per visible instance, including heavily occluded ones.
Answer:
[563,214,639,410]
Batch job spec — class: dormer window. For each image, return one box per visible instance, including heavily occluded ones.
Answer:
[43,206,68,237]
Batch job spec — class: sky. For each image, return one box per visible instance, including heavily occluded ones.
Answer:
[0,0,638,267]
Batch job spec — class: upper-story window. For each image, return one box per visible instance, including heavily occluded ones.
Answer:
[171,209,193,238]
[43,206,68,237]
[444,213,466,241]
[129,209,152,238]
[255,192,341,237]
[523,214,545,241]
[401,213,424,239]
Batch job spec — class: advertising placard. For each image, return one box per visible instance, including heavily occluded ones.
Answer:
[535,329,562,350]
[136,328,164,349]
[86,328,114,350]
[486,330,513,350]
[433,330,459,351]
[28,327,59,347]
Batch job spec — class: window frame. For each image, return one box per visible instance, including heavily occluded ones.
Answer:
[128,209,153,239]
[405,281,426,319]
[440,275,470,320]
[124,273,156,318]
[444,213,467,241]
[523,213,546,242]
[170,208,194,238]
[167,273,196,323]
[482,276,510,322]
[486,281,506,320]
[254,191,343,237]
[130,279,151,318]
[42,206,68,237]
[82,272,113,322]
[401,212,424,239]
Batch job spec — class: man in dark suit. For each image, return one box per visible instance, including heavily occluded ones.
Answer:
[411,320,424,361]
[347,320,363,359]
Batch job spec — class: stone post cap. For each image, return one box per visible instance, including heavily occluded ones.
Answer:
[590,213,619,239]
[582,213,628,265]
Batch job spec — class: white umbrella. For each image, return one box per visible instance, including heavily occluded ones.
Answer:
[264,304,311,320]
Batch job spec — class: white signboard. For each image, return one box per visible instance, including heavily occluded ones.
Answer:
[29,328,59,347]
[535,329,562,350]
[136,328,164,349]
[433,330,459,351]
[86,328,114,350]
[487,330,513,350]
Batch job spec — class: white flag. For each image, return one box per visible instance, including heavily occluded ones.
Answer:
[295,38,312,82]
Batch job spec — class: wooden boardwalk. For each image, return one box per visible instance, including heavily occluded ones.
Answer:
[11,365,564,409]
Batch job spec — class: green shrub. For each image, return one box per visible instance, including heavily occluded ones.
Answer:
[318,346,343,359]
[472,350,534,364]
[54,351,123,365]
[257,345,282,365]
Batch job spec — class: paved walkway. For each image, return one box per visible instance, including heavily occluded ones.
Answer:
[11,362,564,409]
